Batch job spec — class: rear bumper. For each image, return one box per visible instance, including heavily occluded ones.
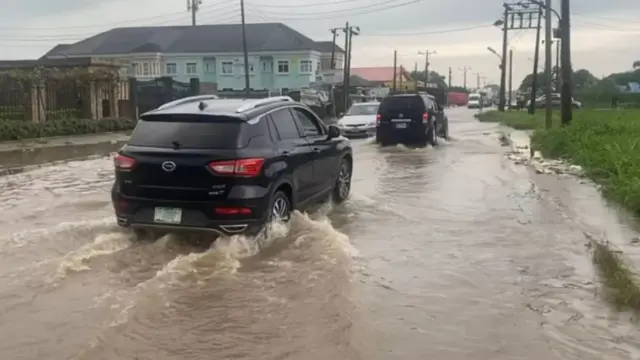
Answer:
[376,124,429,145]
[111,188,270,236]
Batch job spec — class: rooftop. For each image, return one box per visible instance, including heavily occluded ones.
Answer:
[43,23,336,57]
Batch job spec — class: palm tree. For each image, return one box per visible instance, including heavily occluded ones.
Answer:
[634,60,640,69]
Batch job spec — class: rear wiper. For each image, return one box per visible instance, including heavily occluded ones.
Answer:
[171,141,181,149]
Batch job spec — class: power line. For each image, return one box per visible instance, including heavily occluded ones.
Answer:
[245,0,359,7]
[0,1,238,31]
[246,0,422,20]
[361,24,492,36]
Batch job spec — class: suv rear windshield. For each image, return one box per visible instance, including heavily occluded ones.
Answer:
[129,116,242,149]
[379,95,425,114]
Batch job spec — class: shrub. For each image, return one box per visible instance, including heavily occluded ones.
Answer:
[0,117,137,141]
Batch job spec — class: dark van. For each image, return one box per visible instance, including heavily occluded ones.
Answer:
[375,93,448,147]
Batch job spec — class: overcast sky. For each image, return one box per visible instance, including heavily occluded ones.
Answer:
[2,0,639,87]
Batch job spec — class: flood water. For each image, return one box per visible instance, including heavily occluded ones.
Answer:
[1,108,640,359]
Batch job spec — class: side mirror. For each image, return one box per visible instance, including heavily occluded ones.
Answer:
[338,112,344,118]
[327,125,341,139]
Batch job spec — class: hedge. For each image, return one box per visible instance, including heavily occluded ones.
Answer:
[0,117,137,141]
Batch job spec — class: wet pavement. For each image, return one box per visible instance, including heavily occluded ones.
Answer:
[1,108,640,360]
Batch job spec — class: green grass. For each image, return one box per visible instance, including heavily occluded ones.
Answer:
[591,240,640,310]
[480,109,640,215]
[476,109,562,130]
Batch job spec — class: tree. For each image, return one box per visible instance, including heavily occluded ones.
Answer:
[633,60,640,69]
[409,70,447,89]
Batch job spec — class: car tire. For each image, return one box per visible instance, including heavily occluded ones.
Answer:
[427,125,438,147]
[269,190,292,223]
[332,157,352,203]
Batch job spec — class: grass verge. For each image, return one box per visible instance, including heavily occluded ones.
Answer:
[591,240,640,310]
[481,109,640,215]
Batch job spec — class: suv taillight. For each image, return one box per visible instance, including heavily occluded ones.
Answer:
[422,113,429,123]
[114,153,137,170]
[376,113,381,125]
[208,158,265,177]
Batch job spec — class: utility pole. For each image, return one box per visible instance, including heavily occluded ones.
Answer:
[414,62,418,90]
[392,50,397,92]
[459,66,471,89]
[240,0,250,95]
[496,2,542,110]
[560,0,572,125]
[342,23,359,109]
[448,67,452,88]
[508,49,513,107]
[399,65,404,91]
[499,4,508,111]
[544,0,553,128]
[474,72,481,90]
[529,4,542,114]
[341,22,350,110]
[187,0,202,26]
[418,50,436,85]
[329,28,340,69]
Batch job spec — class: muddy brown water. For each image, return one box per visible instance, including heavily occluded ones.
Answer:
[1,108,640,359]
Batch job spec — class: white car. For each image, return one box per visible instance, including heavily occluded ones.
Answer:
[337,101,379,138]
[467,93,482,109]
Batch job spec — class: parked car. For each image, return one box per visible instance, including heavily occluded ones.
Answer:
[111,95,353,240]
[375,92,448,147]
[337,101,379,138]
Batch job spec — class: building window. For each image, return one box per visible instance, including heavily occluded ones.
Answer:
[186,62,197,75]
[277,60,289,74]
[316,61,320,73]
[166,63,177,75]
[299,60,312,74]
[204,61,215,73]
[131,62,138,76]
[261,61,272,72]
[142,62,150,76]
[221,61,233,74]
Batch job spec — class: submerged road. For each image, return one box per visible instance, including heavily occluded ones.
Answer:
[1,108,639,359]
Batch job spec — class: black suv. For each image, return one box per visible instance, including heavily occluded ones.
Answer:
[375,93,449,146]
[111,95,353,239]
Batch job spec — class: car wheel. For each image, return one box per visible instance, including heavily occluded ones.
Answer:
[332,158,352,203]
[427,125,438,147]
[270,190,292,222]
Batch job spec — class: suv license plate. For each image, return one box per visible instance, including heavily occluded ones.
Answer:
[154,207,182,224]
[395,123,407,129]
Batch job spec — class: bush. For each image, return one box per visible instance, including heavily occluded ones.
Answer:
[0,117,137,141]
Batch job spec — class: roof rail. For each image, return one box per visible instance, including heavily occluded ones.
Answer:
[157,94,220,110]
[235,96,294,113]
